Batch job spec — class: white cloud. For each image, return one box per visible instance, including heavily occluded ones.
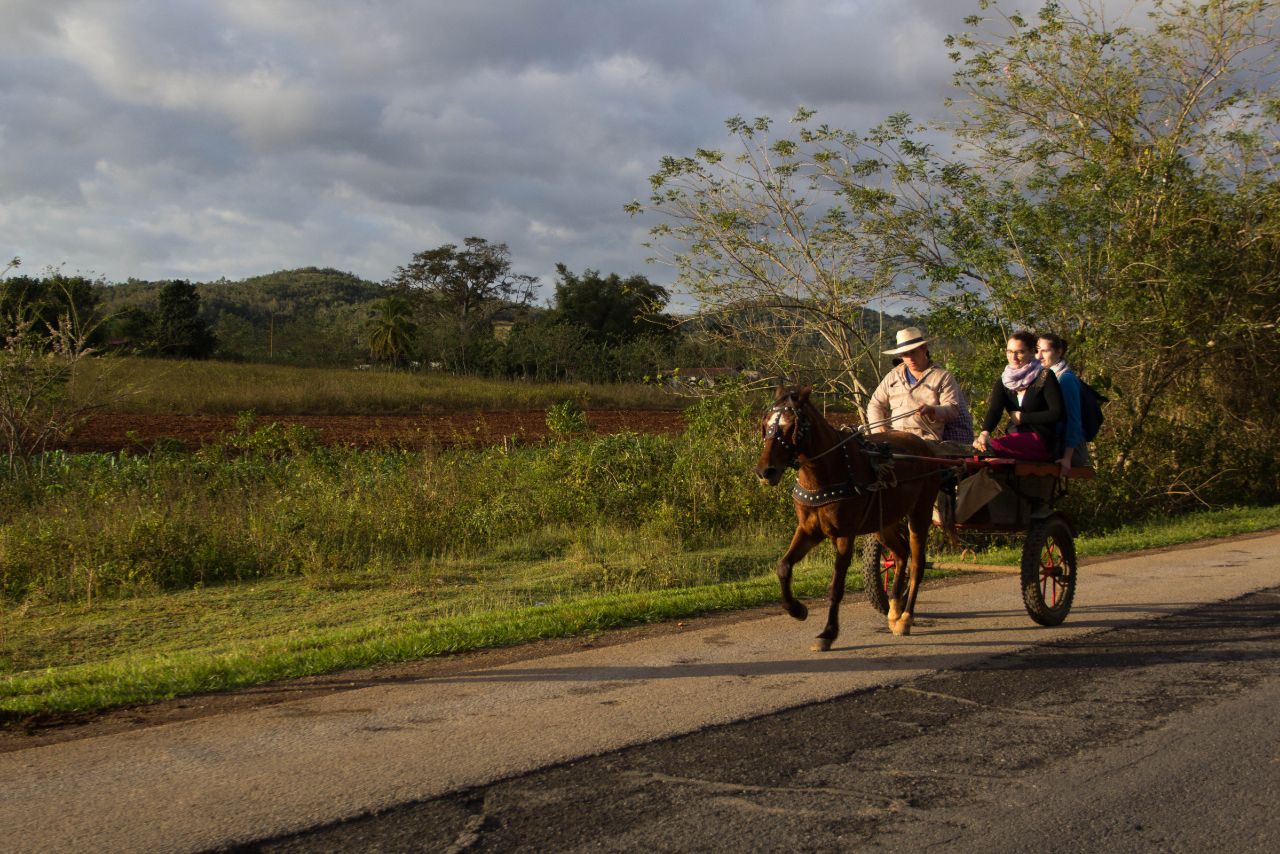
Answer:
[0,0,1153,289]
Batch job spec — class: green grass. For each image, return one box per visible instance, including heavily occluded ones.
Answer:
[0,535,825,717]
[70,356,681,415]
[3,504,1277,720]
[961,504,1280,566]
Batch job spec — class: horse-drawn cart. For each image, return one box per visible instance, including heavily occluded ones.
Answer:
[863,458,1093,626]
[757,386,1098,648]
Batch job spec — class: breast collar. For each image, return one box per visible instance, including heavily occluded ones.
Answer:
[790,434,896,507]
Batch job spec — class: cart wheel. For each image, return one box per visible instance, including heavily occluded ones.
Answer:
[862,534,898,615]
[1020,515,1077,626]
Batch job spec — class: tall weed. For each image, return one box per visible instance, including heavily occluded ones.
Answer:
[0,400,790,604]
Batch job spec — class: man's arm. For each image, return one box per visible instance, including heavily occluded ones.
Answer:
[928,370,965,423]
[867,374,893,431]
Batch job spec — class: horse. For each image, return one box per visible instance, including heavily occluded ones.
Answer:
[755,386,943,648]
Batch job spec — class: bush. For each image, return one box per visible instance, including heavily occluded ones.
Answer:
[545,399,589,436]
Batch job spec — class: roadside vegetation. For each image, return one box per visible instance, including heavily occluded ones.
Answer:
[2,395,1278,718]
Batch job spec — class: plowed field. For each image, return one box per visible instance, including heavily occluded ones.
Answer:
[57,410,687,453]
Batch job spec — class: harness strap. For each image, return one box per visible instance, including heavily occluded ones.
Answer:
[791,477,888,507]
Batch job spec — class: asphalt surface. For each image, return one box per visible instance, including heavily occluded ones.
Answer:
[3,532,1279,853]
[259,587,1280,853]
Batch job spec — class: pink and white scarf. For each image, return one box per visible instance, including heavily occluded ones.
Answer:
[1002,360,1042,392]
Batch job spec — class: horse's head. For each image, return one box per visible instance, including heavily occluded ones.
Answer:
[756,386,813,485]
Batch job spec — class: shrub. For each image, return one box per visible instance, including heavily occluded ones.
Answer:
[545,399,589,436]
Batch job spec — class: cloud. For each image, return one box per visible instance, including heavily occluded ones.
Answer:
[0,0,1064,291]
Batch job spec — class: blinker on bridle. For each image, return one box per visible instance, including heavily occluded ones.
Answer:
[763,399,810,469]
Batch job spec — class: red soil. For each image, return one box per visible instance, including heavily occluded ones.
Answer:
[56,410,687,453]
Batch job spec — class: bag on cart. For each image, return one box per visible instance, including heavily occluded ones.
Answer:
[955,467,1002,522]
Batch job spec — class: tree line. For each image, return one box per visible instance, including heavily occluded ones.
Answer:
[29,249,746,384]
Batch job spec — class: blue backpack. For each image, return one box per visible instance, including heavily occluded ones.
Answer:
[1078,380,1108,441]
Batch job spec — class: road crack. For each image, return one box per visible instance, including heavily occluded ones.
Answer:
[898,685,1084,721]
[622,770,853,799]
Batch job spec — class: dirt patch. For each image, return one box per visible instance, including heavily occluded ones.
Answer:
[56,409,686,453]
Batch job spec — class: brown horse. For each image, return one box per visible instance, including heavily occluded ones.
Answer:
[755,386,942,648]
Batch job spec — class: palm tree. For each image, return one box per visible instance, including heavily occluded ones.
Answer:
[368,296,417,366]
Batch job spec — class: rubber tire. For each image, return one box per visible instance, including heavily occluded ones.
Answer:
[1020,515,1077,626]
[862,534,897,615]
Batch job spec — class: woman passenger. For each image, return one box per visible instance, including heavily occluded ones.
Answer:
[973,331,1062,461]
[1036,332,1088,475]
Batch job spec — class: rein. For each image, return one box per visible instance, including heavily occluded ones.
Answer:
[806,407,926,462]
[766,398,899,507]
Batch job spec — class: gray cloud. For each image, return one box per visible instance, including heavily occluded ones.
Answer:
[0,0,1090,293]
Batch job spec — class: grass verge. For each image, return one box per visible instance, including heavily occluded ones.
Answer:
[961,503,1280,566]
[0,548,829,718]
[2,504,1277,720]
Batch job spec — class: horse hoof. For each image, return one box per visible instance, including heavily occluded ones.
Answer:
[890,614,914,637]
[811,637,833,652]
[786,601,808,621]
[887,601,902,623]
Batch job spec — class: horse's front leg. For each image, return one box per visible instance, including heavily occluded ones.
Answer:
[880,523,910,629]
[777,525,823,621]
[812,535,853,652]
[893,510,932,637]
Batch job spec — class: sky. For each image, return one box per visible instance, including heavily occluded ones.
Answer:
[1,0,992,299]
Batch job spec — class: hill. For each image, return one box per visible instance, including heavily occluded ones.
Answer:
[97,268,386,365]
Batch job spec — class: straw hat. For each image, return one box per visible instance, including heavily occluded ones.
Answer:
[882,326,930,356]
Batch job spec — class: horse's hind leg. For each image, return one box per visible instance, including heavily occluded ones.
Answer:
[894,498,935,637]
[880,522,910,629]
[812,535,853,652]
[778,525,823,621]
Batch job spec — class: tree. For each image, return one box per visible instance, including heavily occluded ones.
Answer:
[387,238,537,372]
[153,280,217,358]
[0,271,101,349]
[915,0,1280,505]
[503,313,593,381]
[627,113,924,403]
[0,259,103,477]
[634,0,1280,513]
[367,295,418,366]
[551,265,671,343]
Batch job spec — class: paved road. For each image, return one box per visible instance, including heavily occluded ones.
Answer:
[264,587,1280,853]
[3,533,1279,852]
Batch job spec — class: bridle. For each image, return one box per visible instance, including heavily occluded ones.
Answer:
[761,398,811,469]
[762,395,875,468]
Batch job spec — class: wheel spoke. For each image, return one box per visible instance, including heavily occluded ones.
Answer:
[1041,538,1061,605]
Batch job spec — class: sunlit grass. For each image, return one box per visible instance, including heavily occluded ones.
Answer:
[0,530,819,716]
[962,504,1280,566]
[3,504,1277,718]
[69,356,681,415]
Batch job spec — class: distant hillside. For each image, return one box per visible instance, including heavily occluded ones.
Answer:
[97,268,386,365]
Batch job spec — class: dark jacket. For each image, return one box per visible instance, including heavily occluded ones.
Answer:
[981,368,1063,446]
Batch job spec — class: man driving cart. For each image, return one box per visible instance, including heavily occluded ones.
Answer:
[867,326,974,457]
